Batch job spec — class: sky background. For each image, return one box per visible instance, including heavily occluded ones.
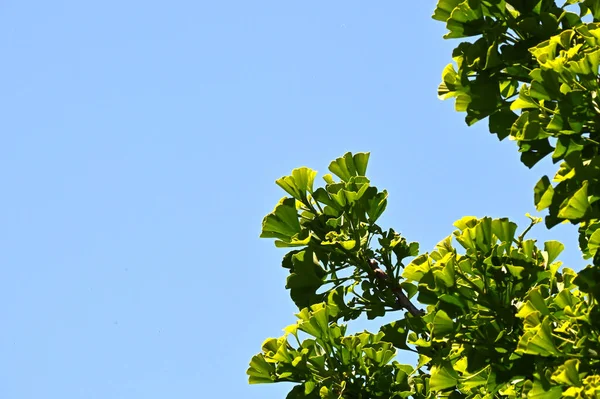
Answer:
[0,1,584,398]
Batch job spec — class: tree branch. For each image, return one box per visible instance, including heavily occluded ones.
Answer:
[369,259,424,317]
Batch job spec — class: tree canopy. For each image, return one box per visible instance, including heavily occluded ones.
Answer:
[248,1,600,397]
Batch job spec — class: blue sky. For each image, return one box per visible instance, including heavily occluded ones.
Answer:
[0,1,583,398]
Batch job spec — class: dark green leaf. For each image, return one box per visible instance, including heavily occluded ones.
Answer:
[534,176,554,211]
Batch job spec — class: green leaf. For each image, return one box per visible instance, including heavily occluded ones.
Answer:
[417,354,432,370]
[554,289,575,309]
[296,303,331,339]
[275,231,312,248]
[400,281,418,299]
[319,386,338,399]
[247,354,276,384]
[534,176,554,211]
[544,241,564,265]
[430,361,459,391]
[403,254,431,282]
[553,136,584,162]
[352,153,369,176]
[519,138,554,168]
[328,152,370,182]
[277,176,302,200]
[517,315,560,356]
[546,113,564,131]
[500,79,519,98]
[552,359,581,386]
[286,385,311,399]
[510,86,539,111]
[511,111,551,141]
[489,109,518,140]
[286,250,326,309]
[432,309,454,338]
[322,174,335,184]
[528,380,563,399]
[276,167,318,200]
[492,217,518,243]
[380,321,410,350]
[459,366,491,390]
[530,80,552,101]
[339,240,356,250]
[522,288,551,317]
[506,264,525,278]
[583,0,600,20]
[558,181,589,219]
[588,229,600,257]
[475,217,493,252]
[444,1,484,39]
[438,64,462,100]
[432,0,462,22]
[367,190,388,223]
[261,198,302,241]
[292,167,317,194]
[453,215,478,230]
[574,265,600,297]
[439,293,467,309]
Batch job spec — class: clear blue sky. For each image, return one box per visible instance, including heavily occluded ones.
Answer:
[0,1,583,398]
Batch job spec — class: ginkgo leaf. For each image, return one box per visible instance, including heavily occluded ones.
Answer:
[430,361,459,391]
[558,181,589,219]
[328,152,370,182]
[261,198,301,241]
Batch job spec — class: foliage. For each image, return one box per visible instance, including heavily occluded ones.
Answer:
[248,303,418,398]
[248,153,600,397]
[435,0,600,262]
[259,152,418,320]
[248,1,600,398]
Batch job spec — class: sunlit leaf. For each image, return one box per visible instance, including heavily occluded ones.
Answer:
[558,181,589,219]
[432,0,462,22]
[261,198,302,241]
[328,152,370,182]
[247,354,276,384]
[430,361,459,391]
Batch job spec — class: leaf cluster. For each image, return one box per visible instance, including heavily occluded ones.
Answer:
[248,152,600,398]
[248,0,600,397]
[260,153,418,320]
[435,0,600,261]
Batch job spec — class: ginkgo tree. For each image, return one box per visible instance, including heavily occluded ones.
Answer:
[248,1,600,398]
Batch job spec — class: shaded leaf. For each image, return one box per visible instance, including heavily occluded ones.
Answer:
[432,310,454,338]
[534,176,554,211]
